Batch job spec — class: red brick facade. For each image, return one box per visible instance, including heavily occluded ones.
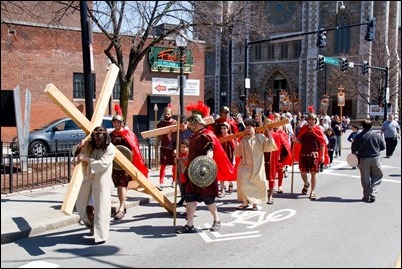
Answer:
[1,24,205,142]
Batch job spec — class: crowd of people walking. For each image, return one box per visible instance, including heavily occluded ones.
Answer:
[73,100,399,240]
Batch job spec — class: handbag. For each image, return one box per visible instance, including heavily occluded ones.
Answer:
[346,153,359,167]
[347,131,372,167]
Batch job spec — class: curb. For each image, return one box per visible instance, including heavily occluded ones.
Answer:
[1,189,175,245]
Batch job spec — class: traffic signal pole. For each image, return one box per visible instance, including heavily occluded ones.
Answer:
[244,20,372,113]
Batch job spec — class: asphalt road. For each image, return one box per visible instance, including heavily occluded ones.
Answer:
[1,131,401,268]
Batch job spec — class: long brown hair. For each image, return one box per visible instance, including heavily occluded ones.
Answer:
[89,126,111,150]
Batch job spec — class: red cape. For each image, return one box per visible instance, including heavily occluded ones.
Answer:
[111,129,149,178]
[204,129,236,181]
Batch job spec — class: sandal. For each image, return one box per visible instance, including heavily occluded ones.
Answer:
[228,183,234,194]
[252,205,258,211]
[218,190,225,198]
[114,211,125,220]
[237,204,249,210]
[309,193,316,200]
[301,182,310,195]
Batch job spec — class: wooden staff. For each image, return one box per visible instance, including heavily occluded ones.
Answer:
[219,118,289,143]
[173,109,181,226]
[154,104,159,171]
[290,115,297,195]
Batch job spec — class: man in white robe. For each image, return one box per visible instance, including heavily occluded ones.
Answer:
[75,126,115,244]
[234,118,277,210]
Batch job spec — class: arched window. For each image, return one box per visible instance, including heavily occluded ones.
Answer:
[335,11,351,54]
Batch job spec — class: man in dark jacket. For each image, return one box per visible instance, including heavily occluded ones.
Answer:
[351,119,385,203]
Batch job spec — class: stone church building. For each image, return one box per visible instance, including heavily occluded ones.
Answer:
[202,1,400,120]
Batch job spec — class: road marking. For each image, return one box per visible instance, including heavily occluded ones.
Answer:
[19,261,59,268]
[196,227,261,243]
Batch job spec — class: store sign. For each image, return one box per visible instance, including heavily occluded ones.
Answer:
[152,77,200,96]
[149,47,193,73]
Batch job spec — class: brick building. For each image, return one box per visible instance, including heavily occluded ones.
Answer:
[1,3,205,142]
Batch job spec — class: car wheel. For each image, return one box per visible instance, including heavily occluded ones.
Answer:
[29,141,49,157]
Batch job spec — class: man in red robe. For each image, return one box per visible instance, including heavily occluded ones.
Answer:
[293,113,329,200]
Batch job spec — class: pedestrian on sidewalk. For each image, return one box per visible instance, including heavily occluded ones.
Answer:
[381,114,400,158]
[75,126,115,245]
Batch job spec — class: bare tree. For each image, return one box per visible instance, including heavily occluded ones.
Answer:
[1,1,277,119]
[346,18,400,108]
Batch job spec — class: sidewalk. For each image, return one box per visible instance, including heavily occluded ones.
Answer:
[1,168,176,245]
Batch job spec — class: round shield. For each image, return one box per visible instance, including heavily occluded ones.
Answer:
[188,155,217,187]
[346,153,359,167]
[113,145,132,170]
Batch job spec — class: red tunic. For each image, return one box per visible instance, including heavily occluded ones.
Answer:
[293,125,329,165]
[157,119,177,165]
[185,128,235,197]
[110,129,149,187]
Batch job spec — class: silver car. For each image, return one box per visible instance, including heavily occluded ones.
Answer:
[11,116,114,157]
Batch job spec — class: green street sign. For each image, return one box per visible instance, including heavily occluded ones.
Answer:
[157,60,180,68]
[324,57,340,65]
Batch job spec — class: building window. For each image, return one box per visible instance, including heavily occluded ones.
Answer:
[111,80,133,100]
[335,12,351,54]
[280,43,288,59]
[205,52,215,76]
[293,40,301,59]
[267,44,275,59]
[73,73,96,99]
[254,44,262,60]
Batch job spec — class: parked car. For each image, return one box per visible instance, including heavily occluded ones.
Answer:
[11,116,114,157]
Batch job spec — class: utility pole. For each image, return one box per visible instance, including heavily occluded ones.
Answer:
[80,1,94,120]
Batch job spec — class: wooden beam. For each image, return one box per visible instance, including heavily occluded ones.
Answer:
[45,64,174,215]
[141,116,215,139]
[219,118,289,143]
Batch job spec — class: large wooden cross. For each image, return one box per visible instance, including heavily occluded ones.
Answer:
[44,64,174,215]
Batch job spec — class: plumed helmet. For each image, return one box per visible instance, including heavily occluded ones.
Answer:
[112,115,124,122]
[164,103,173,113]
[113,104,124,122]
[185,101,210,125]
[187,113,207,125]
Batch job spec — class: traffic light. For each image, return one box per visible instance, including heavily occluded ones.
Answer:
[317,55,325,71]
[365,18,375,41]
[316,29,326,48]
[340,58,348,72]
[362,61,369,75]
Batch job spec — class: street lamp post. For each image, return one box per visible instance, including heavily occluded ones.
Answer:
[243,38,250,118]
[175,32,188,116]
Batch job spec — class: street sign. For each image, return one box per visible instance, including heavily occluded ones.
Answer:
[157,60,180,68]
[324,57,340,65]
